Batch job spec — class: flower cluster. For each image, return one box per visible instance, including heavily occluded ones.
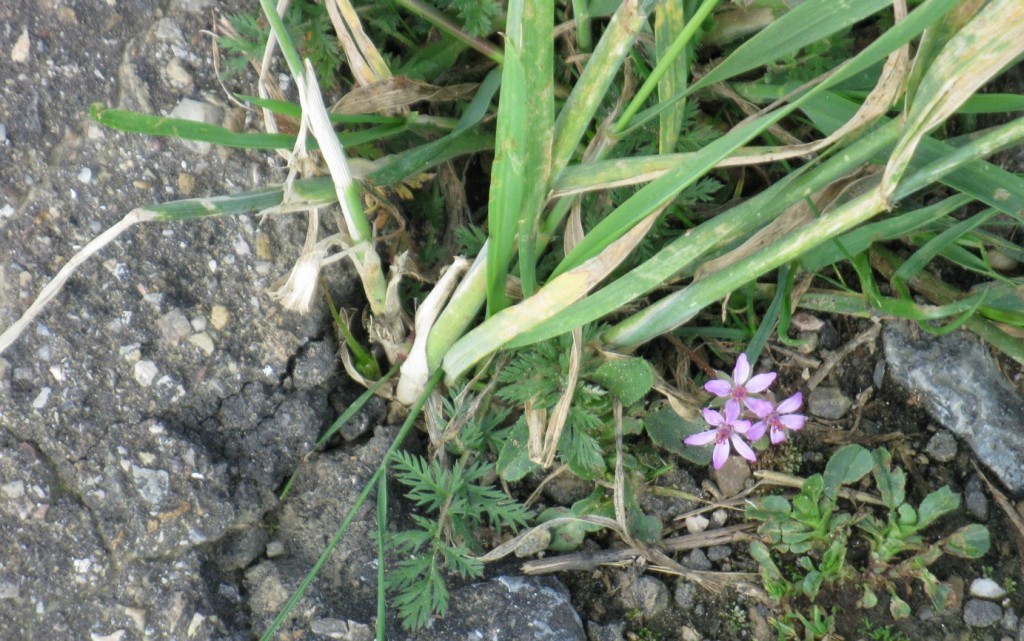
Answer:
[685,353,806,470]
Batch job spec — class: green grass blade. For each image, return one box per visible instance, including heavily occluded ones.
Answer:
[146,179,337,222]
[504,121,903,349]
[512,0,554,297]
[365,129,494,186]
[235,94,415,125]
[376,472,388,641]
[552,0,960,278]
[258,0,305,79]
[799,193,974,271]
[892,209,1002,285]
[548,0,655,184]
[92,104,413,151]
[616,0,716,135]
[551,107,798,279]
[883,0,1024,196]
[801,92,1024,224]
[625,0,901,133]
[871,246,1024,365]
[605,111,1024,348]
[485,34,527,316]
[654,0,689,154]
[92,104,295,150]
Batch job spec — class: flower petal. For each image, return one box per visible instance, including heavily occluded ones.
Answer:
[702,407,725,427]
[704,379,733,397]
[684,429,719,446]
[733,353,751,384]
[745,372,777,393]
[745,398,775,418]
[731,433,757,462]
[712,441,730,470]
[731,419,752,435]
[747,421,768,441]
[770,428,786,445]
[776,392,803,414]
[780,414,806,431]
[723,400,742,424]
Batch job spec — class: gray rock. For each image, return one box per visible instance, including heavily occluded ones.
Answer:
[707,545,732,562]
[872,359,886,388]
[1018,613,1024,641]
[712,455,750,498]
[310,618,373,641]
[620,576,669,618]
[540,469,595,506]
[925,430,958,463]
[965,474,989,521]
[1004,608,1019,632]
[884,322,1024,493]
[965,599,1003,628]
[157,308,192,346]
[682,549,712,571]
[808,387,853,420]
[674,581,698,609]
[403,576,585,641]
[586,620,624,641]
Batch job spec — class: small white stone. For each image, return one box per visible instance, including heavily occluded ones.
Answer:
[1,480,25,499]
[684,515,709,534]
[31,387,51,409]
[77,167,92,184]
[187,332,215,355]
[11,27,30,63]
[970,577,1007,600]
[133,360,158,387]
[710,509,729,528]
[266,541,285,558]
[165,58,193,87]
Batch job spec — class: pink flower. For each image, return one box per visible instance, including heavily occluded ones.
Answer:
[684,402,756,470]
[704,353,776,411]
[746,393,806,444]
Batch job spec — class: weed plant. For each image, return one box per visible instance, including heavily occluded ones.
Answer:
[1,0,1022,638]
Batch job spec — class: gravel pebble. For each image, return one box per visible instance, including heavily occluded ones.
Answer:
[133,360,158,387]
[872,359,886,388]
[925,430,958,463]
[586,621,623,641]
[965,474,989,521]
[682,549,712,571]
[157,308,192,346]
[621,576,669,617]
[971,577,1007,600]
[684,515,709,534]
[713,456,750,497]
[674,581,697,609]
[808,387,853,419]
[965,599,1003,628]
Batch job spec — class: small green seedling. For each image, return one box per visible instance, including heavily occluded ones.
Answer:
[746,444,990,634]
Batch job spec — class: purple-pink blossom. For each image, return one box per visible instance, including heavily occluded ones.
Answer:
[684,402,757,470]
[746,393,806,444]
[704,353,776,411]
